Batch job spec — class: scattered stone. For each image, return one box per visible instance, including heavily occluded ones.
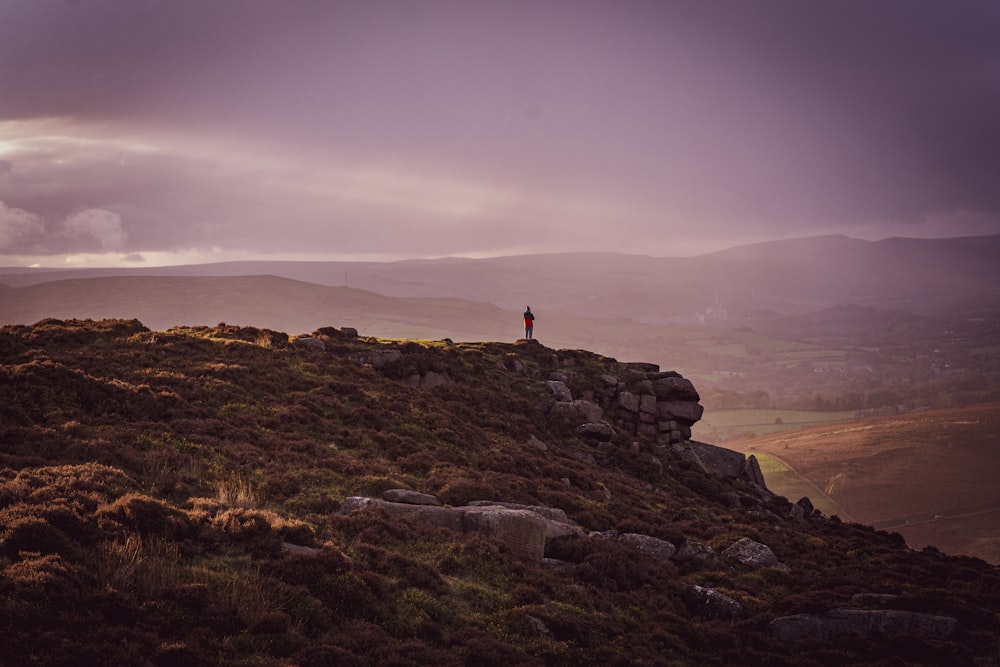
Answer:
[723,538,789,571]
[851,593,902,607]
[460,506,547,561]
[769,609,958,642]
[465,501,583,540]
[672,541,716,566]
[527,435,548,451]
[340,327,358,337]
[683,585,742,621]
[576,421,615,441]
[341,497,547,561]
[381,489,442,506]
[619,533,677,561]
[542,557,572,571]
[547,380,573,401]
[418,370,451,389]
[526,615,552,637]
[350,349,403,368]
[294,337,326,350]
[281,542,319,556]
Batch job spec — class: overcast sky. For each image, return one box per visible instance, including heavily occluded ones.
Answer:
[1,0,999,267]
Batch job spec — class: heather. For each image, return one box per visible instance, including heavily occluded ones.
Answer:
[1,318,997,666]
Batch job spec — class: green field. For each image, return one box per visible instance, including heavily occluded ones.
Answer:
[742,452,845,518]
[693,408,857,442]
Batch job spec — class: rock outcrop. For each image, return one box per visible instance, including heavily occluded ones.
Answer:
[545,364,704,447]
[678,441,770,493]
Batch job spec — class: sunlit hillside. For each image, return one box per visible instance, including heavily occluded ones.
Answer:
[731,403,1000,564]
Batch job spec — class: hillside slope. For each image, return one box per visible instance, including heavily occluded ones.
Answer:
[732,403,1000,564]
[1,319,998,666]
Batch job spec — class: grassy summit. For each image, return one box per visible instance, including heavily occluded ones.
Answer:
[1,319,998,666]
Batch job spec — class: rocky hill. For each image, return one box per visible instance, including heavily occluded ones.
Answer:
[1,319,998,666]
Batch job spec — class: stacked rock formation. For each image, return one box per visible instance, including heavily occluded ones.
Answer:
[547,363,704,447]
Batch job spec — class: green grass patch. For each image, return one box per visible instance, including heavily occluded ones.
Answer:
[743,452,840,517]
[694,409,856,442]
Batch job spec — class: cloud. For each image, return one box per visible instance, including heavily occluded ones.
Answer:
[64,208,126,251]
[3,2,1000,267]
[0,200,45,252]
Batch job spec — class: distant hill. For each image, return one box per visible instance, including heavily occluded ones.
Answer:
[5,235,1000,321]
[732,402,1000,564]
[0,274,514,341]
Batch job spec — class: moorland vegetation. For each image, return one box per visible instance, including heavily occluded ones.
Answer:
[1,318,998,666]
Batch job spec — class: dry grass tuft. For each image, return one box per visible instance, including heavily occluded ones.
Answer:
[96,533,181,598]
[217,476,264,508]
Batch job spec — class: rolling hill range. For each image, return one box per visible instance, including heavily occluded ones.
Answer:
[730,402,1000,564]
[1,318,998,665]
[5,235,1000,321]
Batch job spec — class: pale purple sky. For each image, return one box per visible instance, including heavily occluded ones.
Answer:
[1,0,999,267]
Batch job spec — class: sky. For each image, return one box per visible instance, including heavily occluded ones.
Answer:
[1,0,999,267]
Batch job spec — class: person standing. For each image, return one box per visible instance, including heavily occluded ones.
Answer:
[523,306,535,339]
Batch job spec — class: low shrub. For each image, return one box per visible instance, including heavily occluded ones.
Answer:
[96,493,190,539]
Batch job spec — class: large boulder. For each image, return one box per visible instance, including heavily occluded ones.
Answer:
[550,399,603,424]
[340,497,464,532]
[723,538,789,571]
[672,541,716,567]
[650,375,700,401]
[341,497,561,561]
[685,441,770,492]
[619,533,676,562]
[655,400,704,426]
[547,380,573,402]
[769,609,958,642]
[688,441,747,478]
[683,585,742,621]
[294,337,326,350]
[460,506,547,561]
[466,501,584,540]
[381,489,442,506]
[576,421,615,441]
